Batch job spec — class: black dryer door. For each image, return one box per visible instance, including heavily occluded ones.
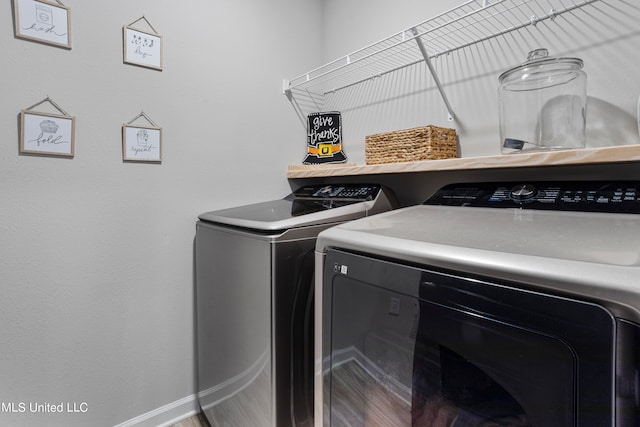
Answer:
[323,249,615,427]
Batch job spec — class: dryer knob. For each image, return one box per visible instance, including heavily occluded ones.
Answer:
[510,184,537,203]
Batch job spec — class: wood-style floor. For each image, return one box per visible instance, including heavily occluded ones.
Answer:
[169,413,210,427]
[171,360,404,427]
[330,360,411,426]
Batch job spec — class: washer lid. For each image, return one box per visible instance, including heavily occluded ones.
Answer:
[198,184,390,231]
[198,198,373,231]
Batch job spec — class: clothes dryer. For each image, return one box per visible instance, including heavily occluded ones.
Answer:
[315,181,640,427]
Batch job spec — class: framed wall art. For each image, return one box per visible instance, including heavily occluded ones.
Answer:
[122,111,162,162]
[20,97,75,157]
[13,0,71,49]
[123,16,162,70]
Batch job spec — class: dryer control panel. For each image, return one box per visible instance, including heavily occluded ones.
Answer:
[425,181,640,213]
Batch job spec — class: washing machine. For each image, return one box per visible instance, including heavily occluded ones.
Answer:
[315,180,640,427]
[195,184,396,427]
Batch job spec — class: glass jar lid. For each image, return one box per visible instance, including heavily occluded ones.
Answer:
[498,48,584,85]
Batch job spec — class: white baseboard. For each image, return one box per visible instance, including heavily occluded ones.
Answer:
[197,348,270,411]
[113,394,199,427]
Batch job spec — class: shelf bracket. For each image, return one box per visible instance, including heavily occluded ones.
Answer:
[411,28,455,122]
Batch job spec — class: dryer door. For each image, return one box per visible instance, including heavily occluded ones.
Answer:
[322,249,615,427]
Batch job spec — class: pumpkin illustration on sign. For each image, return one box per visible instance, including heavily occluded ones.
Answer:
[303,111,347,164]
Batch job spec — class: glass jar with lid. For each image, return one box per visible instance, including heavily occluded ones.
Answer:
[498,48,587,154]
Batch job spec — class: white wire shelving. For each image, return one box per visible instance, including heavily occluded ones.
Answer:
[283,0,601,121]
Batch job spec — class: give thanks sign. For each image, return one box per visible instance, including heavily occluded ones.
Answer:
[303,111,347,165]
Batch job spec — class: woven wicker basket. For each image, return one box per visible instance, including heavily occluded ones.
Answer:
[365,125,457,165]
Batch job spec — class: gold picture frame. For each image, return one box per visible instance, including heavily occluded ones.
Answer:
[13,0,71,49]
[20,109,75,157]
[122,111,162,162]
[123,17,163,70]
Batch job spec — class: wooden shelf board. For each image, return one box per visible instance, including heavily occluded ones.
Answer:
[287,145,640,178]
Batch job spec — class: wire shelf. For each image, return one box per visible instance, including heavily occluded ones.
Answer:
[283,0,600,97]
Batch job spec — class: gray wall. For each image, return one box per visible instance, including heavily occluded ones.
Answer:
[1,1,639,426]
[0,1,321,426]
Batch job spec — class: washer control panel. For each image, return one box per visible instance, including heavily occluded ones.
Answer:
[425,181,640,213]
[293,184,381,201]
